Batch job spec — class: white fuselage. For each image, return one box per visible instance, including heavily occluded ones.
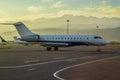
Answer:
[26,34,108,47]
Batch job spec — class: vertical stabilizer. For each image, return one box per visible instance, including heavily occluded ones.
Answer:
[0,22,39,42]
[13,22,34,37]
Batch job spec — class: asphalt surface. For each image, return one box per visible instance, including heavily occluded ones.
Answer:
[0,45,120,80]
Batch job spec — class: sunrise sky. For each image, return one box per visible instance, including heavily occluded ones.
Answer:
[0,0,120,22]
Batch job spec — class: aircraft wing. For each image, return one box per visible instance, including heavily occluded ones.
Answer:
[39,42,69,47]
[27,42,69,47]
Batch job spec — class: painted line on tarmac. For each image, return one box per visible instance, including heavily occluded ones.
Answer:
[0,56,92,69]
[53,57,65,60]
[53,56,120,80]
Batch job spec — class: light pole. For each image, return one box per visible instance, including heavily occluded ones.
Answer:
[97,26,99,35]
[67,20,70,34]
[96,26,101,52]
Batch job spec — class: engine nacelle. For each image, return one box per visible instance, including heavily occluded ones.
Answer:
[21,35,40,42]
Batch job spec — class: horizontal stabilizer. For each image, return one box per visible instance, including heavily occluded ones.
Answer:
[0,23,14,25]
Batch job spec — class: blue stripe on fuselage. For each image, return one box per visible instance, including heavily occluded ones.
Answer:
[39,40,93,46]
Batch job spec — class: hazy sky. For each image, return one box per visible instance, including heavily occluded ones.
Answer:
[0,0,120,41]
[0,0,120,22]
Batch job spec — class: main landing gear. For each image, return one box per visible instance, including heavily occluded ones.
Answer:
[54,47,58,51]
[46,47,59,51]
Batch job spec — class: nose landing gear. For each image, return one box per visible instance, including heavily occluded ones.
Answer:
[97,46,101,52]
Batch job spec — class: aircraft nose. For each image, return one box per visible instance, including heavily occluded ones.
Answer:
[103,40,109,45]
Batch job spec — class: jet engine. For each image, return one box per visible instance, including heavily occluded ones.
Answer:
[21,35,40,42]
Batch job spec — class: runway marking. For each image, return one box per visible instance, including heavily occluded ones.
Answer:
[28,68,35,71]
[53,56,120,80]
[24,59,40,63]
[65,59,77,62]
[0,56,92,69]
[54,57,65,59]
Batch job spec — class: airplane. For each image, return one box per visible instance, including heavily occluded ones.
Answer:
[0,22,109,51]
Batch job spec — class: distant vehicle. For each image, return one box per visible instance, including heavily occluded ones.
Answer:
[0,22,109,51]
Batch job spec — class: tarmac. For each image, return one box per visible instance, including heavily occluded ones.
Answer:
[0,45,120,80]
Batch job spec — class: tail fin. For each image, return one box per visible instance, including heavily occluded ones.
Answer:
[0,22,35,37]
[0,22,39,42]
[13,22,34,37]
[0,36,7,42]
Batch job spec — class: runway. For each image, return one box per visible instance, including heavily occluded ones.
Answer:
[54,56,120,80]
[0,45,120,80]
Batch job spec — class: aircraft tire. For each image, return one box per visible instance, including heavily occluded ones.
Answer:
[54,47,58,51]
[47,47,52,51]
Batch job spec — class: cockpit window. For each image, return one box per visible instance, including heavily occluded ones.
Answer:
[94,36,102,39]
